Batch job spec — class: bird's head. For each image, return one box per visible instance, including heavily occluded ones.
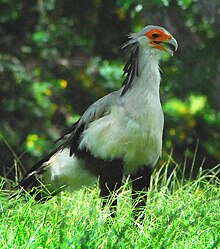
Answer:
[121,25,178,95]
[125,25,178,56]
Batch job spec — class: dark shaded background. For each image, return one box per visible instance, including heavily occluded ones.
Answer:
[0,0,219,180]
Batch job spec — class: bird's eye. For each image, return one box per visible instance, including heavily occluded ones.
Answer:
[152,33,160,38]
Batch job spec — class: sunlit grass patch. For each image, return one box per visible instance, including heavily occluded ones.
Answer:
[0,162,219,249]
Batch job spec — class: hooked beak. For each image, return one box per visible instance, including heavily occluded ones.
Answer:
[154,36,178,55]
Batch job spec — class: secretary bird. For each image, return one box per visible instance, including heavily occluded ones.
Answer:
[17,25,178,217]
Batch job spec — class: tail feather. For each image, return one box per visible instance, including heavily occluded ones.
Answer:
[10,175,54,202]
[22,145,63,182]
[11,145,97,202]
[14,145,64,201]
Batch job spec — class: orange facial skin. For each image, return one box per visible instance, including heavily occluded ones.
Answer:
[145,29,172,51]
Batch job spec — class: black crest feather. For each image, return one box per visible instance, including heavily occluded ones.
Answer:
[121,42,139,96]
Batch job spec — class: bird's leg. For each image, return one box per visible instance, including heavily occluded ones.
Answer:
[131,166,152,220]
[99,159,123,218]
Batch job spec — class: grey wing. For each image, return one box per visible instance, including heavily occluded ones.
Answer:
[62,90,120,156]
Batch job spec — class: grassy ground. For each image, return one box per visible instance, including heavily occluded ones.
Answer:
[0,164,220,249]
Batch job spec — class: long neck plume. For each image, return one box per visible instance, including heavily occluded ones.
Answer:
[120,45,162,126]
[121,43,161,97]
[121,42,139,96]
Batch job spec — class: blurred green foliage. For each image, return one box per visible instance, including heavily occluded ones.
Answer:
[0,0,219,178]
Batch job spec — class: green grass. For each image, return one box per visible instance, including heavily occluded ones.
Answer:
[0,164,220,249]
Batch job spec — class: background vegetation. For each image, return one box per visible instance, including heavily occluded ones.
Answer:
[0,0,220,179]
